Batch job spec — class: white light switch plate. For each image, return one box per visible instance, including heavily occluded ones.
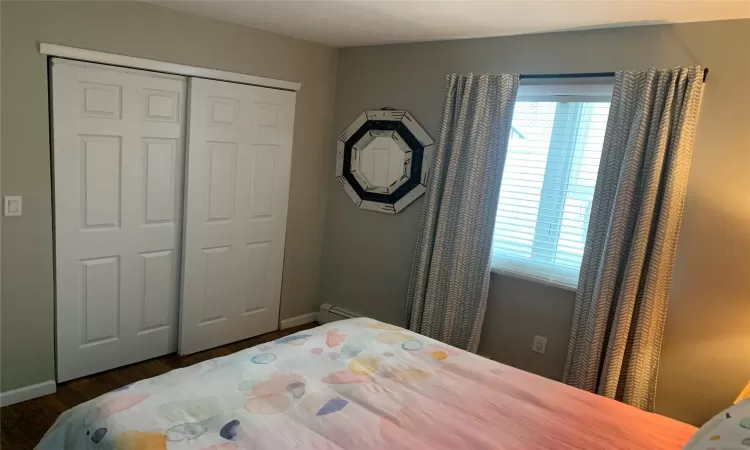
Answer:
[4,196,22,216]
[532,335,547,354]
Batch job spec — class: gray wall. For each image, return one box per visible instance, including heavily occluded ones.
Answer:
[0,1,337,392]
[320,19,750,425]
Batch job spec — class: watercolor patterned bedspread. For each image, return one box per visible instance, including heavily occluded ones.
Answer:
[37,318,696,450]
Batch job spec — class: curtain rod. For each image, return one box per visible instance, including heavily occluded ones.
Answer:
[520,68,709,83]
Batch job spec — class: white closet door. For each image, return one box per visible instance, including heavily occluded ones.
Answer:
[179,78,295,355]
[53,59,186,381]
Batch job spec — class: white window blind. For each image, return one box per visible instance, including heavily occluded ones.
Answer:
[491,84,612,289]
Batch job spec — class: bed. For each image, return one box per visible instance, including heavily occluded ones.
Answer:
[37,318,696,449]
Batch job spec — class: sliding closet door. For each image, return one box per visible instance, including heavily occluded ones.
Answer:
[53,59,186,381]
[179,78,295,355]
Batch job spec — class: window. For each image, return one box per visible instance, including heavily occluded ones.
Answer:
[491,83,612,289]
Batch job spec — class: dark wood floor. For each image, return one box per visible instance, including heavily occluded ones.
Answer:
[0,322,317,450]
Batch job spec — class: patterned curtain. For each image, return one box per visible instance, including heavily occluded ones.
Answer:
[563,66,705,411]
[406,74,519,352]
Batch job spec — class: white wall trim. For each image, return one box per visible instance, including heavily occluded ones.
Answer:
[280,312,318,330]
[0,380,56,407]
[39,43,301,91]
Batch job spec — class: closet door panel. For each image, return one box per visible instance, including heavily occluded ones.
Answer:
[53,59,186,381]
[179,78,295,355]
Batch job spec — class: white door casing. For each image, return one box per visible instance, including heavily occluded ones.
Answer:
[179,78,295,355]
[53,59,186,382]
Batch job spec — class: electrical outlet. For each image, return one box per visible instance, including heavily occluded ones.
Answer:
[532,335,547,354]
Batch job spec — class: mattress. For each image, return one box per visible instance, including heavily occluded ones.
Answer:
[37,318,696,449]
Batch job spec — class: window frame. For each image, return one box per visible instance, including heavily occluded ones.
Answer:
[490,82,613,291]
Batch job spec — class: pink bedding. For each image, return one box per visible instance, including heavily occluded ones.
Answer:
[38,318,696,449]
[418,355,697,449]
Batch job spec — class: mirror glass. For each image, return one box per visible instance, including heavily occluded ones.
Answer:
[351,136,412,194]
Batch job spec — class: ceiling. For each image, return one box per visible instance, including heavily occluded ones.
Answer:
[147,1,750,47]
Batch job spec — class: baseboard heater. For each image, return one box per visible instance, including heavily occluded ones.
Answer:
[317,303,360,324]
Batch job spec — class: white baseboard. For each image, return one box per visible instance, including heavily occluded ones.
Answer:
[280,312,318,330]
[0,380,56,407]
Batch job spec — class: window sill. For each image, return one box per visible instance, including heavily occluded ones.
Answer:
[490,267,578,292]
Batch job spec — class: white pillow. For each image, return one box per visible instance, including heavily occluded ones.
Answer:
[683,399,750,449]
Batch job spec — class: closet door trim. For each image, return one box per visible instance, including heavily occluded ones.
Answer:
[40,43,301,92]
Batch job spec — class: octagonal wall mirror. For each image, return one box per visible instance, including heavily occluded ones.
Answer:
[336,109,435,214]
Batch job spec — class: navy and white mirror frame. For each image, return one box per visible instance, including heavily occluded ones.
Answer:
[335,110,434,214]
